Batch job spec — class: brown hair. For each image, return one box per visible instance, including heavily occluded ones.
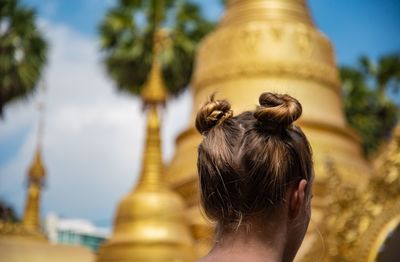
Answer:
[195,92,313,234]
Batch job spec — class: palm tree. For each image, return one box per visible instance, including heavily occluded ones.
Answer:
[341,54,400,156]
[359,55,400,94]
[99,0,214,96]
[0,0,47,117]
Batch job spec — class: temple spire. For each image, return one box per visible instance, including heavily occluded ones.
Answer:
[97,30,193,261]
[136,30,168,188]
[22,84,46,231]
[136,105,163,188]
[140,30,168,105]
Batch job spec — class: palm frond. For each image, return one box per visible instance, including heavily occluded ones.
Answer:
[0,0,47,116]
[340,54,400,155]
[99,0,215,96]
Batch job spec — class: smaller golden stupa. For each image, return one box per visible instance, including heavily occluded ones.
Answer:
[22,146,45,232]
[97,31,193,262]
[0,100,93,262]
[0,143,48,242]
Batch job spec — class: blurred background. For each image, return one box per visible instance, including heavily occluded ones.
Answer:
[0,0,400,260]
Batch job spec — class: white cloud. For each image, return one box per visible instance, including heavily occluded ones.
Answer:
[0,20,192,227]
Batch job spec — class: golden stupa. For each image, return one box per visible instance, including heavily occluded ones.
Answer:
[97,32,194,262]
[165,0,400,261]
[0,102,93,262]
[22,147,45,231]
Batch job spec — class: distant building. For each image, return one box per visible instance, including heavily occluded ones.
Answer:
[45,213,109,252]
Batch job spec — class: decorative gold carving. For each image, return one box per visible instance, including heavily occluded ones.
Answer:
[193,60,339,91]
[194,23,339,91]
[241,23,262,53]
[295,24,314,57]
[302,126,400,262]
[270,25,284,41]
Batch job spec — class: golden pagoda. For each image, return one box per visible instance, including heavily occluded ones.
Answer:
[0,100,93,262]
[165,0,400,260]
[97,31,194,262]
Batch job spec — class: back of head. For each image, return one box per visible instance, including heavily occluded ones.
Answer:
[195,92,313,234]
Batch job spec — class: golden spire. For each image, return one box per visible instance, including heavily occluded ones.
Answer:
[22,96,46,232]
[22,147,45,231]
[97,30,193,262]
[140,30,168,105]
[136,105,163,188]
[137,30,168,188]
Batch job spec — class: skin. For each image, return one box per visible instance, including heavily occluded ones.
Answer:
[198,179,311,262]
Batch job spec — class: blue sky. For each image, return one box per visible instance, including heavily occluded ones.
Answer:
[1,0,399,229]
[21,0,400,65]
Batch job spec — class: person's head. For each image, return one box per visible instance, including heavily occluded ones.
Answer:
[195,92,314,258]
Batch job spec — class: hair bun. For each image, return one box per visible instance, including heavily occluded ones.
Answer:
[254,92,302,131]
[195,95,233,135]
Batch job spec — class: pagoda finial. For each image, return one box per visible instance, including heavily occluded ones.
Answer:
[136,105,163,188]
[140,29,169,105]
[22,82,46,231]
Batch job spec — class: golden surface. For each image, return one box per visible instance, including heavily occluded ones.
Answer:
[97,34,193,262]
[166,0,371,259]
[141,30,169,105]
[0,236,94,262]
[22,148,45,231]
[303,126,400,261]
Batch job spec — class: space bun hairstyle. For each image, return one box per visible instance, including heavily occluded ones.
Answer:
[195,94,234,136]
[254,92,302,132]
[196,92,313,235]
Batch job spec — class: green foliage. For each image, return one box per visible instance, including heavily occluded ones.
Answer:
[99,0,214,96]
[341,54,400,156]
[0,0,47,116]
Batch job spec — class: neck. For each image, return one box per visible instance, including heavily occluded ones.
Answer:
[202,218,292,262]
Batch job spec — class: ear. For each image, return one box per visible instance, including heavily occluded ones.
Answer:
[288,179,308,219]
